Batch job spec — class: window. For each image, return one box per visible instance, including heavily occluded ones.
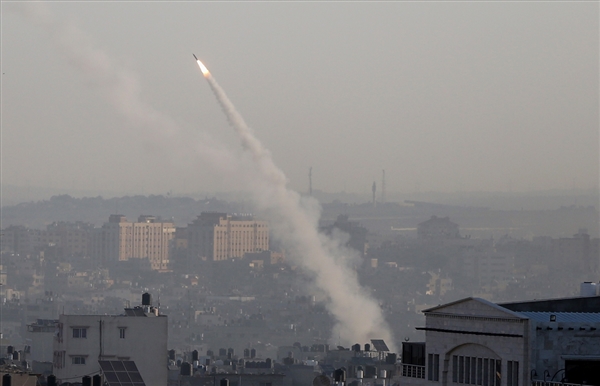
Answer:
[72,328,87,338]
[507,361,519,386]
[119,328,126,339]
[453,356,458,383]
[452,356,499,385]
[72,356,86,365]
[428,353,440,381]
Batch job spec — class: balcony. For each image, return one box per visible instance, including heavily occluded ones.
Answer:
[532,382,581,386]
[401,364,425,379]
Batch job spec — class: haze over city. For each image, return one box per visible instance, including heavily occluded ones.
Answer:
[2,3,600,385]
[2,2,598,200]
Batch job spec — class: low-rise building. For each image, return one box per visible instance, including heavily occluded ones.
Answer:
[399,294,600,386]
[52,294,167,386]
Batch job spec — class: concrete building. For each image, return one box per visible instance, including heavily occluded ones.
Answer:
[97,215,175,271]
[26,319,58,363]
[53,295,167,386]
[399,295,600,386]
[187,213,269,261]
[552,229,598,275]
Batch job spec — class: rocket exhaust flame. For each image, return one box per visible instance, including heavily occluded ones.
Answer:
[197,61,210,77]
[194,57,396,350]
[193,54,209,76]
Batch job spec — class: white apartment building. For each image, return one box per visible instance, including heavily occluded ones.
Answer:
[53,296,167,386]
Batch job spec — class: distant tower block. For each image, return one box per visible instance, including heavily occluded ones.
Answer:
[372,182,377,208]
[309,167,313,196]
[381,169,386,204]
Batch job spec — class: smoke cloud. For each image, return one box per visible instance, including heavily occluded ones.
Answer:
[10,2,396,349]
[7,2,245,182]
[201,70,396,349]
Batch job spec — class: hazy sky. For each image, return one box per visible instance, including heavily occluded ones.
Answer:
[2,2,598,198]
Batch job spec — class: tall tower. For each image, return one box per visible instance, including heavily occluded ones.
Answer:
[372,181,377,208]
[309,167,313,196]
[381,169,386,204]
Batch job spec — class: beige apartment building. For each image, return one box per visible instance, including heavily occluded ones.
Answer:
[98,215,175,271]
[187,212,269,261]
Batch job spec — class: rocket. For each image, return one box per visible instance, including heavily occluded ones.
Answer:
[193,53,198,60]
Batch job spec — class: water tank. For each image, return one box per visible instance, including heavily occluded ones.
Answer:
[219,348,227,356]
[380,370,387,379]
[220,379,229,386]
[357,370,364,379]
[47,375,57,386]
[228,348,234,356]
[6,346,13,354]
[3,374,11,386]
[250,348,256,358]
[364,343,371,352]
[580,282,598,297]
[180,362,192,376]
[92,374,102,386]
[386,353,397,364]
[142,293,152,306]
[82,376,92,386]
[365,365,377,378]
[266,358,272,368]
[244,349,250,358]
[352,344,361,352]
[333,369,346,383]
[192,350,199,361]
[12,352,20,361]
[168,349,176,360]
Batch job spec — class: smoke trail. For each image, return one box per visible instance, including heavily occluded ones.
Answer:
[7,3,246,185]
[199,67,396,349]
[9,1,396,348]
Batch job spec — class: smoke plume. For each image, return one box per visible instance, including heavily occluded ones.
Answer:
[201,70,396,348]
[7,2,246,184]
[10,1,396,349]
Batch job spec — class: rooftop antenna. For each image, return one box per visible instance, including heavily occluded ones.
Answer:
[309,167,313,196]
[381,169,386,204]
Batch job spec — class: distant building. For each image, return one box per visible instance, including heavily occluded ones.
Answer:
[186,212,269,261]
[321,215,368,257]
[53,294,167,386]
[399,294,600,386]
[417,216,460,241]
[552,229,598,275]
[95,215,175,271]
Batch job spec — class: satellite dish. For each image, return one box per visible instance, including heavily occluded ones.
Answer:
[313,375,331,386]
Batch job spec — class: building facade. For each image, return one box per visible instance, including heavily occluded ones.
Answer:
[97,215,175,271]
[53,300,167,386]
[399,296,600,386]
[187,213,269,261]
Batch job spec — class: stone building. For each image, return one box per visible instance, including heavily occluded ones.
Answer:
[399,295,600,386]
[186,212,269,261]
[95,215,175,271]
